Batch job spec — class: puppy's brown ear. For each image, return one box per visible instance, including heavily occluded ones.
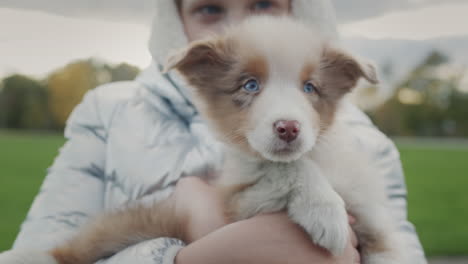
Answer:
[320,45,379,95]
[164,37,234,88]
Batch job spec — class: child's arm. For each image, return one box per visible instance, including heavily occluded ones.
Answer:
[342,102,428,264]
[8,84,185,264]
[12,89,108,250]
[366,130,427,263]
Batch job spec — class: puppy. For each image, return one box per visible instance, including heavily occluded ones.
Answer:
[0,16,407,264]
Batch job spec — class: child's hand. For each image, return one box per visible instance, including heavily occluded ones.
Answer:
[172,177,360,263]
[172,177,229,243]
[176,213,360,264]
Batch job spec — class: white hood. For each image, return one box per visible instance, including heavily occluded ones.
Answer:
[149,0,339,64]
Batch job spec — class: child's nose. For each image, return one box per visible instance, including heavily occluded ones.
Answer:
[274,120,300,143]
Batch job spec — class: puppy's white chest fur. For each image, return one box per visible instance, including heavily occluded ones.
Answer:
[219,150,309,220]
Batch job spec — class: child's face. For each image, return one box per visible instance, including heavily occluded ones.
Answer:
[179,0,291,41]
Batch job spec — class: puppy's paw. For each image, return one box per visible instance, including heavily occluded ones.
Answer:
[0,250,57,264]
[309,205,349,256]
[290,204,349,256]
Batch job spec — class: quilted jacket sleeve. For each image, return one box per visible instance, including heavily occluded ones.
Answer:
[346,106,427,264]
[10,84,185,264]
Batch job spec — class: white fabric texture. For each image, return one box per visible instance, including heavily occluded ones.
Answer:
[5,0,427,263]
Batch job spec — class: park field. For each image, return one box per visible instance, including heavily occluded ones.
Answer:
[0,131,467,256]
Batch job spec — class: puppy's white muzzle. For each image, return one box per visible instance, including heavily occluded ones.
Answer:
[246,84,319,163]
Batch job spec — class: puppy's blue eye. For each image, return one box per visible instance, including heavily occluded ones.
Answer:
[243,79,260,93]
[303,82,317,94]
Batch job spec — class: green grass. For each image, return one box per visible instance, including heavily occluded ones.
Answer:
[0,132,467,256]
[0,131,65,251]
[398,143,468,256]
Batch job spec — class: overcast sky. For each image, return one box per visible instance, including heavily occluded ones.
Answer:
[0,0,467,78]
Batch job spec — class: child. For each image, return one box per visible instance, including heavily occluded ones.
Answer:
[5,1,427,263]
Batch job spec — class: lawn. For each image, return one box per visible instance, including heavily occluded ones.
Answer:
[0,131,65,251]
[0,132,467,256]
[398,142,468,256]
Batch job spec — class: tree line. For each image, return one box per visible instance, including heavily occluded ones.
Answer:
[370,51,468,138]
[0,52,467,137]
[0,59,139,131]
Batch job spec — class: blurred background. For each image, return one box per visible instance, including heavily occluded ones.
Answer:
[0,0,467,263]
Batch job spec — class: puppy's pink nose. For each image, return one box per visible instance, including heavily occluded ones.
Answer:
[274,120,300,143]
